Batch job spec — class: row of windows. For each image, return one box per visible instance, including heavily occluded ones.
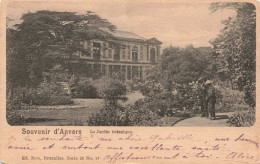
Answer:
[75,50,154,63]
[79,41,154,61]
[122,45,143,51]
[82,41,144,52]
[121,49,144,60]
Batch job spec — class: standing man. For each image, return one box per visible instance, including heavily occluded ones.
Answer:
[203,81,210,118]
[198,79,209,117]
[207,82,216,120]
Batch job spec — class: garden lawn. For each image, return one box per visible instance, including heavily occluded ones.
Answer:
[20,99,104,126]
[18,91,144,126]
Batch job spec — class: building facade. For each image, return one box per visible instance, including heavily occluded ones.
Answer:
[66,30,162,80]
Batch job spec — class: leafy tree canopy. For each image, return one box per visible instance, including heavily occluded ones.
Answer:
[161,45,214,85]
[14,10,116,57]
[7,10,117,88]
[209,2,256,108]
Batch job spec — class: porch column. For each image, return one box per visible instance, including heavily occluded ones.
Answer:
[101,64,102,75]
[138,66,140,79]
[125,66,127,79]
[143,66,146,79]
[72,65,75,75]
[131,65,133,79]
[112,65,114,75]
[106,64,109,76]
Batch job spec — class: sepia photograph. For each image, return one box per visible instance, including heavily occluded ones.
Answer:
[6,1,256,127]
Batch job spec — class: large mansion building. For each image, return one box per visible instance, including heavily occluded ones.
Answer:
[66,30,162,80]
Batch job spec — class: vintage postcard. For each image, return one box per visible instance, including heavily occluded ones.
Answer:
[0,0,259,163]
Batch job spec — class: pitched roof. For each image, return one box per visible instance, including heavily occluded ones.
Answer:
[100,28,162,44]
[146,38,163,44]
[113,30,146,40]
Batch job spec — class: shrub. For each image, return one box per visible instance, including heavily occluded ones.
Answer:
[217,104,249,113]
[126,99,165,126]
[243,84,255,108]
[87,100,168,126]
[95,74,127,105]
[88,104,128,126]
[173,83,198,112]
[6,98,25,125]
[125,78,143,92]
[32,95,72,106]
[6,90,23,109]
[125,80,135,92]
[6,110,25,126]
[36,82,72,105]
[136,77,172,116]
[8,67,73,106]
[216,87,244,105]
[27,82,73,106]
[87,73,130,126]
[227,110,255,127]
[69,77,99,98]
[78,85,99,98]
[143,97,169,117]
[6,88,26,125]
[67,119,84,126]
[214,86,249,113]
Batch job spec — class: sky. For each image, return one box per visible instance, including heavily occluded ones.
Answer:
[7,1,236,48]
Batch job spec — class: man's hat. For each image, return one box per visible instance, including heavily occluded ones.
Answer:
[198,77,204,82]
[205,80,213,85]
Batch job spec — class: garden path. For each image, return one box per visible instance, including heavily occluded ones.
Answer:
[173,112,234,127]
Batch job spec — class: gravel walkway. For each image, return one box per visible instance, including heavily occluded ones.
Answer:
[173,112,234,127]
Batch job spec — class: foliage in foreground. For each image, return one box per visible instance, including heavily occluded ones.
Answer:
[227,110,255,127]
[126,99,169,126]
[87,73,168,126]
[6,111,25,126]
[6,110,25,126]
[6,100,25,125]
[87,100,167,126]
[87,97,194,126]
[87,104,128,126]
[87,74,130,126]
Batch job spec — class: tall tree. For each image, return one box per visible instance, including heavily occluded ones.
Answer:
[161,45,214,85]
[210,2,256,108]
[7,10,116,88]
[139,45,214,113]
